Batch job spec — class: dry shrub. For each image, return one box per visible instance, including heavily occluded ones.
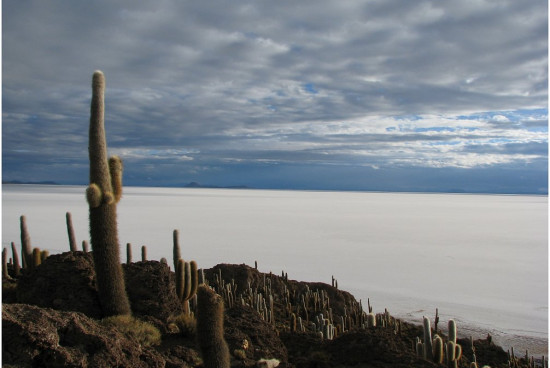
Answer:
[168,313,197,337]
[100,315,161,347]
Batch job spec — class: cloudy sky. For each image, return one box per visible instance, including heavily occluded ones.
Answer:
[3,1,548,193]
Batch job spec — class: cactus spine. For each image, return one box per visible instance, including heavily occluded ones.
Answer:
[86,70,131,317]
[66,212,77,252]
[196,285,230,368]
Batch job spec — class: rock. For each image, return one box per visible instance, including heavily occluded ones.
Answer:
[2,303,165,367]
[16,252,102,319]
[123,260,184,323]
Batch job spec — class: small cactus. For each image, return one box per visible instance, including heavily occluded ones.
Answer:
[433,335,444,363]
[2,248,11,279]
[66,212,77,252]
[141,245,147,262]
[10,242,20,276]
[448,319,457,343]
[20,215,32,268]
[423,316,433,361]
[32,247,42,269]
[173,229,181,271]
[82,240,89,253]
[126,243,132,264]
[446,341,462,368]
[367,312,376,328]
[40,250,49,262]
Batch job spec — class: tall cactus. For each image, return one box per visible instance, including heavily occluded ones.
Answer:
[86,70,131,317]
[196,285,230,368]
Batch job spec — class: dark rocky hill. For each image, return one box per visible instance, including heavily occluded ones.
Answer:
[2,252,536,367]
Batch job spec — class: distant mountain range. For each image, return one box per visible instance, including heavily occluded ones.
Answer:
[2,180,251,190]
[182,181,251,189]
[2,180,60,185]
[2,180,545,194]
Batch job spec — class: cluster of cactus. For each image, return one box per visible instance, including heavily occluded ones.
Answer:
[208,265,377,339]
[416,315,463,367]
[2,216,53,279]
[506,348,547,368]
[215,270,276,324]
[213,272,238,309]
[313,313,336,340]
[289,312,307,333]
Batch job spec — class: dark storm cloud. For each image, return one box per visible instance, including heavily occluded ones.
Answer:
[2,0,547,192]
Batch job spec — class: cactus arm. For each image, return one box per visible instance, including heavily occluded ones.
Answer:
[109,156,123,203]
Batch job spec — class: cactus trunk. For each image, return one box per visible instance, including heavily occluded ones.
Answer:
[197,286,230,368]
[87,70,131,317]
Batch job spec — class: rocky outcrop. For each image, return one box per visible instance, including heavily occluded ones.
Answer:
[14,252,183,327]
[123,260,184,328]
[2,303,165,367]
[15,252,102,319]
